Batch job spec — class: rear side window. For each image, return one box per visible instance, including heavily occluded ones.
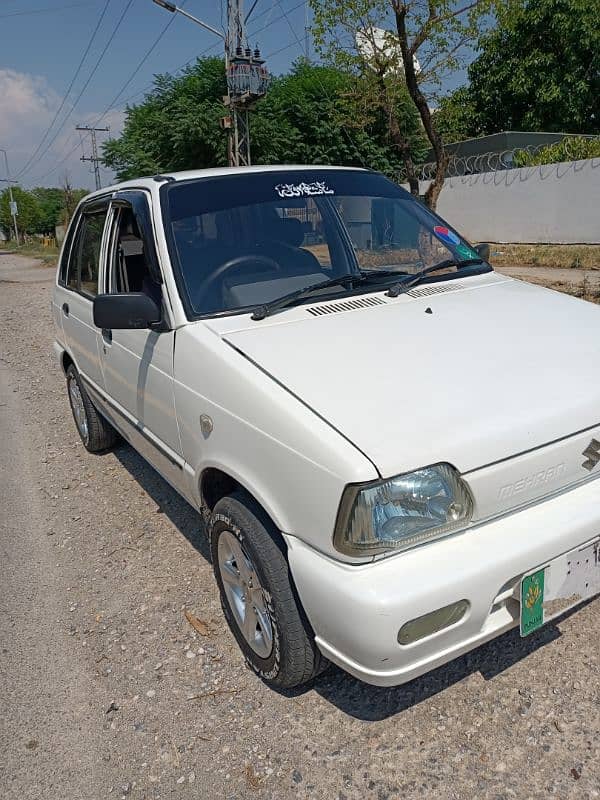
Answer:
[65,208,108,296]
[78,212,107,296]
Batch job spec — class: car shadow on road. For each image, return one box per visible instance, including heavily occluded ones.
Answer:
[113,441,211,563]
[306,599,594,721]
[111,440,589,723]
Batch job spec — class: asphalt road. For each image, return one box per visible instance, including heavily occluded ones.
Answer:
[1,252,600,800]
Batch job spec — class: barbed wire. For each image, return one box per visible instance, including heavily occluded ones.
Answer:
[403,136,600,182]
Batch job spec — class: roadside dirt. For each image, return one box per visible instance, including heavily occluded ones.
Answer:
[1,253,600,800]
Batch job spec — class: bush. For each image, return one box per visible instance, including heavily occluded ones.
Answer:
[513,136,600,167]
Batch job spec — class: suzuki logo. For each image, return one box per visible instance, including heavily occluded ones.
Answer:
[582,439,600,471]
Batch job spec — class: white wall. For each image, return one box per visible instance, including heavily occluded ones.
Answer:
[416,158,600,244]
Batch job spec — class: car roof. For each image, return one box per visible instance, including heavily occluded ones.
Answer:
[84,164,368,202]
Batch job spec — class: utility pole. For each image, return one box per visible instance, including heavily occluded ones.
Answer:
[152,0,269,168]
[304,1,310,60]
[224,0,269,166]
[0,148,19,245]
[76,125,110,190]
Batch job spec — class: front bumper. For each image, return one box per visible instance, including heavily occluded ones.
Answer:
[286,475,600,686]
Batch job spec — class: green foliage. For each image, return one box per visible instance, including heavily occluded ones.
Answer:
[30,187,64,233]
[466,0,600,134]
[513,136,600,167]
[308,0,516,207]
[0,186,40,238]
[103,57,228,180]
[433,87,478,143]
[0,185,88,239]
[102,57,426,181]
[309,0,504,88]
[253,59,427,174]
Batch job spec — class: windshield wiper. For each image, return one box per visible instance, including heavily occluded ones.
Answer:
[386,258,483,298]
[355,268,407,282]
[251,275,355,320]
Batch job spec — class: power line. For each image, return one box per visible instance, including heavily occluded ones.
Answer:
[272,0,368,167]
[29,0,307,183]
[103,0,188,113]
[17,0,134,181]
[76,125,110,190]
[29,2,191,185]
[0,2,93,19]
[15,0,112,180]
[119,0,306,110]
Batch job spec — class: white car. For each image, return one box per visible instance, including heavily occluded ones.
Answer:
[53,165,600,689]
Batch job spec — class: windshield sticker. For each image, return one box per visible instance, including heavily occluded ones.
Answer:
[433,225,460,246]
[456,242,478,259]
[275,181,335,198]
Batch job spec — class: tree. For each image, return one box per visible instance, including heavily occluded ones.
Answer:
[465,0,600,135]
[310,0,516,209]
[253,59,427,175]
[59,175,88,227]
[103,57,228,180]
[0,186,40,238]
[513,136,600,166]
[31,187,64,234]
[433,87,478,143]
[103,57,426,182]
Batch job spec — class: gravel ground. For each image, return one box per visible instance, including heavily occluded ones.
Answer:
[1,253,600,800]
[497,265,600,284]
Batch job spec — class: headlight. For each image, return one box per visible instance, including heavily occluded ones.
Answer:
[333,463,473,557]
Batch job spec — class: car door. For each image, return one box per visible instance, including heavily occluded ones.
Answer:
[96,191,185,489]
[56,199,109,389]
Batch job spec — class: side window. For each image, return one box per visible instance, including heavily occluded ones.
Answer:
[74,211,107,297]
[59,212,81,286]
[64,206,108,295]
[107,206,161,305]
[66,228,80,290]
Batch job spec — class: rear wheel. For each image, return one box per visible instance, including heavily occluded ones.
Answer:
[66,364,119,453]
[210,491,327,689]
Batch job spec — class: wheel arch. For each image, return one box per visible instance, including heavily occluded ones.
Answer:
[61,350,74,374]
[199,465,290,550]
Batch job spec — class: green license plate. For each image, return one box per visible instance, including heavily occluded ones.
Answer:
[520,567,545,636]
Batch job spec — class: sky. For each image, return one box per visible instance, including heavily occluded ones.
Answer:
[0,0,313,190]
[0,0,467,191]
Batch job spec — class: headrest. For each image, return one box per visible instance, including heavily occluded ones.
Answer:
[215,210,232,241]
[275,217,304,248]
[120,235,144,257]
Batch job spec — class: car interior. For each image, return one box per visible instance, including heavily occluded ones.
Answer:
[171,201,332,314]
[111,208,162,306]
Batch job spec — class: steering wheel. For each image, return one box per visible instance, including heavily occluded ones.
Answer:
[194,254,281,306]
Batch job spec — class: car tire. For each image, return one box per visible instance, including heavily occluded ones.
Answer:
[210,491,328,689]
[66,364,119,453]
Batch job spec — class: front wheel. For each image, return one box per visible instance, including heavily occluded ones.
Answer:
[210,492,327,689]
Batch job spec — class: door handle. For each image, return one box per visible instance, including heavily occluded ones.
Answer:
[101,328,112,344]
[62,302,69,317]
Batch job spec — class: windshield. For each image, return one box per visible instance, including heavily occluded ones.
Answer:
[161,170,487,318]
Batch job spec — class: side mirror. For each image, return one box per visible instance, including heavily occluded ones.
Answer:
[474,242,491,261]
[93,293,160,330]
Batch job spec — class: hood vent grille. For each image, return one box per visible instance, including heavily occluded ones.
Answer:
[407,282,465,298]
[307,295,387,316]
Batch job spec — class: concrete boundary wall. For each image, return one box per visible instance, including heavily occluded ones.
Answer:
[416,158,600,244]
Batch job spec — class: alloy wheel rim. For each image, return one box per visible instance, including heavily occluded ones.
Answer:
[68,377,88,442]
[217,530,273,658]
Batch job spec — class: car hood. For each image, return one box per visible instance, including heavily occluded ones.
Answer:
[218,275,600,477]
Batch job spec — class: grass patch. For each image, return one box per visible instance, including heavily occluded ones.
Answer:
[489,244,600,270]
[0,241,59,267]
[510,275,600,304]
